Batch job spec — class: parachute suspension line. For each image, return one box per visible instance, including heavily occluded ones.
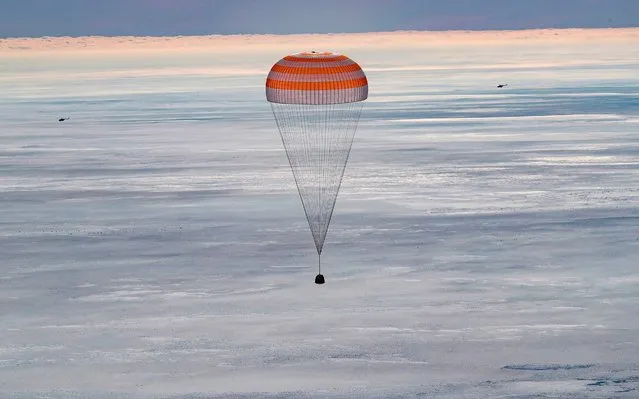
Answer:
[272,103,318,252]
[271,101,362,257]
[318,101,363,252]
[271,103,312,242]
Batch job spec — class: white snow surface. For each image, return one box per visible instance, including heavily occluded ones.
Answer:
[1,34,639,398]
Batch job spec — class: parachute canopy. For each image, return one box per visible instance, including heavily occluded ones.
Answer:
[266,51,368,105]
[266,52,368,280]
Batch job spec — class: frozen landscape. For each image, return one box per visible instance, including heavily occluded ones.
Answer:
[1,29,639,397]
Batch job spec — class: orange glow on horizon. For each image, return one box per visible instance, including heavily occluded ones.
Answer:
[1,28,638,56]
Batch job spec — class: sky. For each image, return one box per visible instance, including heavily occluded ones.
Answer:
[1,0,639,38]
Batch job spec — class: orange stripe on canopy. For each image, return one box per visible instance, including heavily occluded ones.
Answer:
[266,77,368,91]
[270,63,362,75]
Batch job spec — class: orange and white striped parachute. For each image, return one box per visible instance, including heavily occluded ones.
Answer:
[266,51,368,104]
[266,51,368,284]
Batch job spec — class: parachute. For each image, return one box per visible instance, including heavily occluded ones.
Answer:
[266,51,368,284]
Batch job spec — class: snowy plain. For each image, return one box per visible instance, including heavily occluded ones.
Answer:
[1,30,639,397]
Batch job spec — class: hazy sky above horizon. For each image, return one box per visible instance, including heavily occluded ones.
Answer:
[2,0,639,38]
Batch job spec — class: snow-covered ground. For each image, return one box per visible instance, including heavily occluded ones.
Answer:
[1,31,639,397]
